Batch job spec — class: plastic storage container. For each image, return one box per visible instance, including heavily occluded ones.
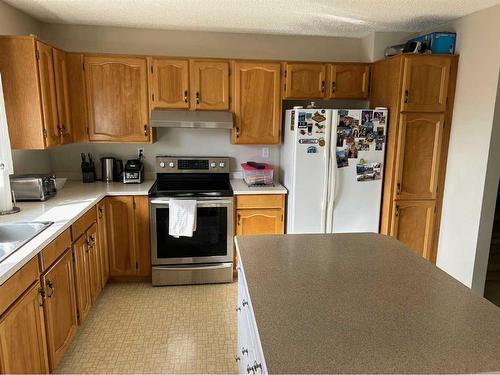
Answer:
[409,32,456,54]
[241,163,274,186]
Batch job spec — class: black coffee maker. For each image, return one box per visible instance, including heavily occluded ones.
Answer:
[123,159,144,184]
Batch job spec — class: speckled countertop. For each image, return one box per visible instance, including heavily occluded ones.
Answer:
[0,180,154,285]
[235,233,500,374]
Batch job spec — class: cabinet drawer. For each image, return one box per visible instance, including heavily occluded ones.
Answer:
[0,257,40,316]
[71,206,97,240]
[39,228,72,271]
[236,194,284,209]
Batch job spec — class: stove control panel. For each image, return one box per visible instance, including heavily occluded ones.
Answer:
[156,156,230,173]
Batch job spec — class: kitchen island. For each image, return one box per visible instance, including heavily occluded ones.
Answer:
[235,233,500,374]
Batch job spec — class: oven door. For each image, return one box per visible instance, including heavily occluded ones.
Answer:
[150,197,233,265]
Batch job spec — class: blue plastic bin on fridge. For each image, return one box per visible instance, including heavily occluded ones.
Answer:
[410,32,456,54]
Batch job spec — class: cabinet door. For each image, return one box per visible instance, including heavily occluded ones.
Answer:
[395,113,445,200]
[97,200,110,286]
[66,53,88,143]
[191,60,229,110]
[106,196,137,277]
[328,64,370,99]
[133,196,151,277]
[87,223,102,302]
[283,63,326,99]
[0,282,49,374]
[42,250,77,371]
[236,209,284,235]
[401,55,451,112]
[36,42,60,148]
[85,56,149,142]
[52,48,72,144]
[72,234,91,324]
[390,200,436,260]
[232,62,281,144]
[149,58,189,109]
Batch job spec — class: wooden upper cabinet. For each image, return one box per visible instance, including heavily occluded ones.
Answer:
[328,64,370,99]
[232,61,281,144]
[84,56,150,142]
[401,55,451,112]
[37,41,60,148]
[106,196,137,277]
[283,63,326,99]
[66,53,88,143]
[41,249,77,371]
[190,60,230,110]
[52,48,72,144]
[72,234,92,324]
[395,113,445,200]
[149,58,189,109]
[390,200,436,260]
[0,282,49,374]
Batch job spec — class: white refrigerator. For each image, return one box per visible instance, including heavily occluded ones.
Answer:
[280,108,388,234]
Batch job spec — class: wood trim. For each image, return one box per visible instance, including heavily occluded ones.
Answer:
[0,257,40,316]
[66,53,88,143]
[39,228,72,272]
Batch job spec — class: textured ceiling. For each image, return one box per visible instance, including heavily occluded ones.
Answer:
[5,0,500,37]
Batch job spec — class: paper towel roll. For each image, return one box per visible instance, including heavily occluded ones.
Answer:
[0,73,14,212]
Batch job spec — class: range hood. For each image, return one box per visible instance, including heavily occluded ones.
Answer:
[150,110,233,129]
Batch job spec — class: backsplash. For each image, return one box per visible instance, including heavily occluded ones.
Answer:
[11,150,51,175]
[46,128,280,180]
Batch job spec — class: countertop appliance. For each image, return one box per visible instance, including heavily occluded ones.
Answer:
[10,174,57,201]
[149,156,233,286]
[101,157,123,182]
[280,108,388,234]
[123,159,143,184]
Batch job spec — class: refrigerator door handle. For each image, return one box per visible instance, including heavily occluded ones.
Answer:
[326,121,337,233]
[320,118,332,233]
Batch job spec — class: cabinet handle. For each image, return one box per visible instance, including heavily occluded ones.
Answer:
[196,91,200,104]
[236,306,241,312]
[331,81,336,93]
[235,127,240,138]
[395,205,400,217]
[242,300,249,307]
[38,287,46,306]
[144,124,148,137]
[57,125,62,136]
[404,90,409,103]
[98,207,103,218]
[235,356,241,362]
[253,361,262,372]
[242,347,249,356]
[184,90,188,103]
[321,80,325,93]
[396,182,401,195]
[246,364,254,374]
[46,280,54,298]
[237,213,241,225]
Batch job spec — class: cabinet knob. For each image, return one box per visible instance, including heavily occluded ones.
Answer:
[242,300,249,307]
[396,182,401,195]
[144,124,148,137]
[196,91,200,104]
[246,364,255,374]
[46,280,55,298]
[237,213,241,226]
[242,347,249,356]
[235,356,241,362]
[37,287,46,306]
[235,127,240,138]
[253,361,262,371]
[184,90,188,103]
[395,205,400,217]
[404,90,409,103]
[331,81,336,93]
[321,80,325,93]
[236,306,241,312]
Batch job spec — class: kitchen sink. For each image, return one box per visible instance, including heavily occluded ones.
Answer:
[0,222,53,263]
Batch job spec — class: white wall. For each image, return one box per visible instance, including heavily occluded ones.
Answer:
[0,0,52,176]
[433,4,500,293]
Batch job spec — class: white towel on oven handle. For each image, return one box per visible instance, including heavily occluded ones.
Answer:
[169,199,197,238]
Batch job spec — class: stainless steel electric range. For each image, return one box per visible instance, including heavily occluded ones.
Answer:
[149,156,234,286]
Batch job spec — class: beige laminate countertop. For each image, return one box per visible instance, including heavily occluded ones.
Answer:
[235,233,500,374]
[0,180,154,285]
[230,179,287,195]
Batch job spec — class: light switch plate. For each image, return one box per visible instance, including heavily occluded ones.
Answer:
[261,147,269,158]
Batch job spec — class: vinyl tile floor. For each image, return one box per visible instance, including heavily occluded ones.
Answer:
[56,281,238,374]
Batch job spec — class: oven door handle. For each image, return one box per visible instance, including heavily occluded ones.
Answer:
[150,199,233,207]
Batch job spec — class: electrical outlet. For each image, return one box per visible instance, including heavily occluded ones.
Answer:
[138,148,145,159]
[261,147,269,158]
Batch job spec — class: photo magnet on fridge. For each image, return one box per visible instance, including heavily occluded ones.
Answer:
[356,162,382,181]
[374,111,386,125]
[361,110,373,125]
[307,146,317,154]
[299,138,319,144]
[336,150,348,168]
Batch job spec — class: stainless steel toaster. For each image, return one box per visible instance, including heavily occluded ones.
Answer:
[10,174,57,201]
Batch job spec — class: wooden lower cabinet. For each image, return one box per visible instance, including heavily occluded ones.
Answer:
[390,200,436,260]
[106,196,151,279]
[236,209,284,235]
[72,234,92,324]
[87,223,102,303]
[97,199,110,286]
[0,282,49,374]
[41,250,78,371]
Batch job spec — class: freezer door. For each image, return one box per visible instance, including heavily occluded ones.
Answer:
[327,109,388,233]
[286,109,332,233]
